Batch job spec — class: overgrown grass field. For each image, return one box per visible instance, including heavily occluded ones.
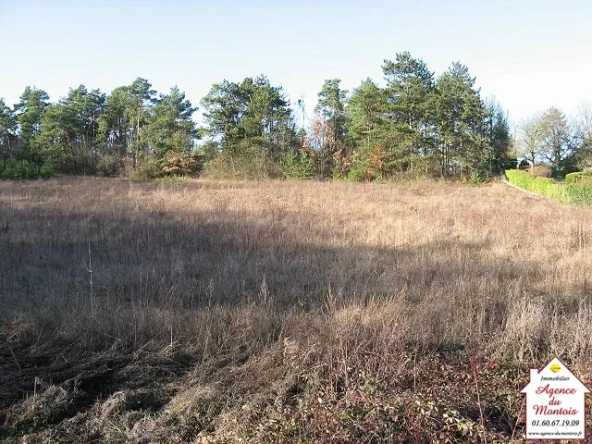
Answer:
[1,177,592,443]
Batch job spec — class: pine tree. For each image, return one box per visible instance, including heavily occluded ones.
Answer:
[0,99,18,158]
[14,86,50,160]
[436,62,487,174]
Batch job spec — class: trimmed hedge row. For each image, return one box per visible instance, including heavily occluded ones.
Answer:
[505,169,592,205]
[565,171,592,184]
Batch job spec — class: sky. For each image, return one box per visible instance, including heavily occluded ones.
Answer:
[1,0,591,130]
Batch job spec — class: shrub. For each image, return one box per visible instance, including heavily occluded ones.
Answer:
[283,151,315,180]
[504,169,531,189]
[531,164,552,178]
[566,183,592,204]
[203,142,283,180]
[565,171,592,184]
[158,152,199,177]
[345,164,369,182]
[127,158,161,181]
[39,162,54,179]
[0,159,53,180]
[505,169,559,198]
[96,154,122,177]
[465,169,487,185]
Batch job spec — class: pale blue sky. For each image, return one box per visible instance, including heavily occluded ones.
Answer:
[1,0,591,128]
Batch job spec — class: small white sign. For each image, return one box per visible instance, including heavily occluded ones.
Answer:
[521,357,589,440]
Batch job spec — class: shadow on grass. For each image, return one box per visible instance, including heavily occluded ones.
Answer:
[0,190,583,440]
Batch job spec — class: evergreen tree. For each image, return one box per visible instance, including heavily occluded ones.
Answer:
[436,62,486,174]
[35,86,106,173]
[14,86,50,160]
[145,86,198,157]
[200,76,297,175]
[0,99,18,158]
[345,79,389,179]
[382,52,437,173]
[483,99,512,174]
[314,79,348,177]
[98,78,156,168]
[345,79,386,151]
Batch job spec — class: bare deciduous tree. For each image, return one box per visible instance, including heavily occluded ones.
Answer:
[517,113,545,172]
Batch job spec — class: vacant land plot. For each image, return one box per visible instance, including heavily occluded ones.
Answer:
[1,177,591,442]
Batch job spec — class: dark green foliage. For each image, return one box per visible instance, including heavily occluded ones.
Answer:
[35,86,107,174]
[200,76,298,177]
[97,78,157,170]
[345,79,386,150]
[14,86,50,157]
[0,159,53,179]
[436,62,489,175]
[145,86,198,157]
[95,153,122,176]
[201,76,296,154]
[482,100,513,174]
[0,98,19,159]
[283,150,315,179]
[335,56,513,181]
[382,52,437,174]
[1,53,588,183]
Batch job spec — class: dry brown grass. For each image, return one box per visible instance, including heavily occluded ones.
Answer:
[1,176,592,442]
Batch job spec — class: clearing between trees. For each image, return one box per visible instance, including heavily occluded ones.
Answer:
[1,177,591,443]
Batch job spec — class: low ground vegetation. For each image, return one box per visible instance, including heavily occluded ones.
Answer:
[1,177,592,442]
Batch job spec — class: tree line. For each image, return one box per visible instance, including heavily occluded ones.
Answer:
[1,52,589,181]
[199,53,514,181]
[0,78,198,178]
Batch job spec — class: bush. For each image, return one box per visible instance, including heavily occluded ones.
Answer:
[127,160,160,181]
[531,164,552,178]
[505,170,559,197]
[566,183,592,204]
[504,169,531,189]
[345,164,369,182]
[0,159,53,180]
[157,152,199,177]
[465,169,487,185]
[39,162,54,179]
[284,151,315,180]
[96,154,122,177]
[565,172,592,184]
[203,141,283,180]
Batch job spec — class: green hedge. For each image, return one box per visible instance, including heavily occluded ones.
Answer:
[566,182,592,204]
[565,171,592,184]
[505,169,592,205]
